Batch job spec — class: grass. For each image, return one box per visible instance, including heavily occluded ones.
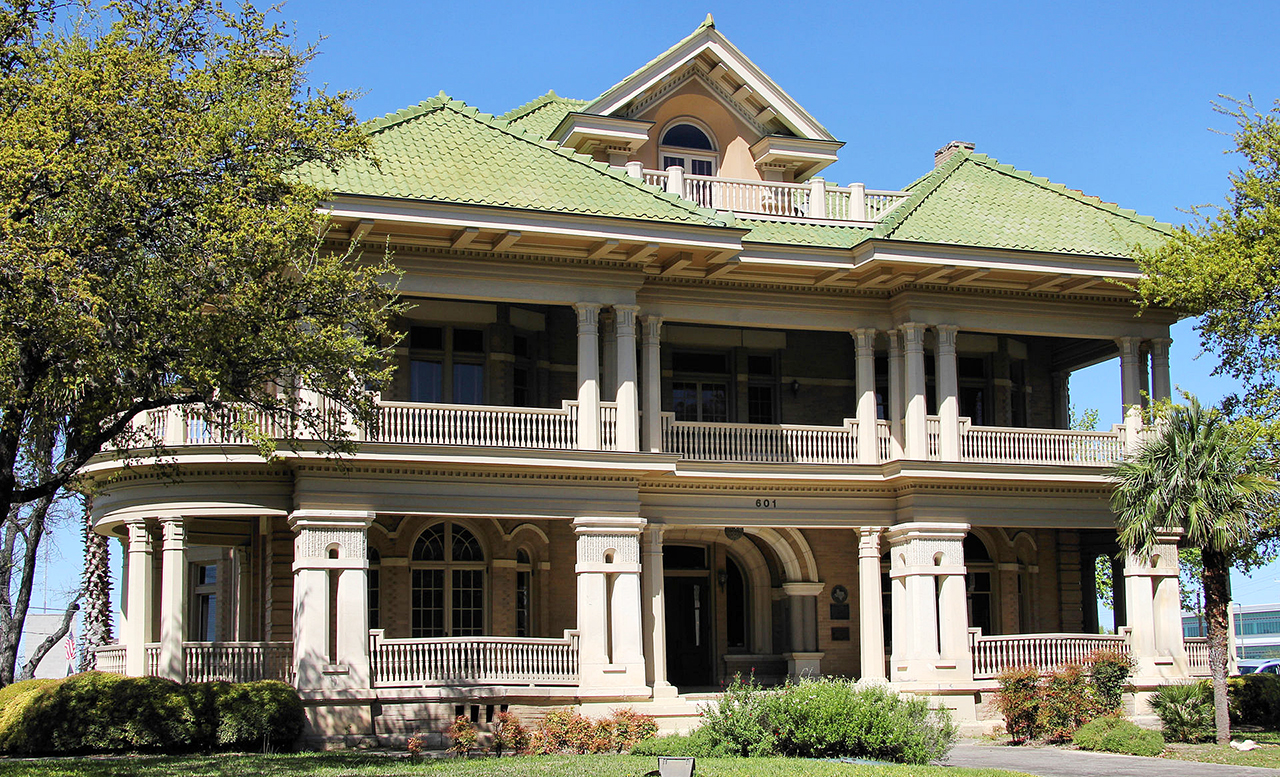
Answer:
[0,753,1034,777]
[1161,727,1280,768]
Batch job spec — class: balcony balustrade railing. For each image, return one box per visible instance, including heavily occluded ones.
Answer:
[961,425,1125,466]
[635,167,909,222]
[368,630,579,687]
[970,630,1128,679]
[876,419,893,462]
[661,414,860,464]
[1184,637,1211,676]
[92,644,126,674]
[376,400,580,449]
[184,642,294,683]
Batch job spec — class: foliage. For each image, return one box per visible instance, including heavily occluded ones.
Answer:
[0,673,304,754]
[629,728,727,758]
[993,665,1041,742]
[526,707,656,755]
[447,716,478,756]
[1072,717,1165,756]
[1228,673,1280,727]
[1135,97,1280,432]
[406,732,429,758]
[490,711,528,756]
[602,708,657,752]
[1069,405,1100,432]
[0,0,398,684]
[1110,394,1280,743]
[1150,682,1214,742]
[1085,648,1134,715]
[698,675,955,765]
[1035,663,1093,741]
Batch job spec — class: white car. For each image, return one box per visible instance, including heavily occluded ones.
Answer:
[1235,659,1280,676]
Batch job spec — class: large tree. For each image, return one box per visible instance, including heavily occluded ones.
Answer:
[1110,396,1278,744]
[0,0,398,684]
[1136,97,1280,426]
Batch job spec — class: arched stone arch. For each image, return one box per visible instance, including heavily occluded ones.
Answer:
[659,527,772,654]
[745,527,818,582]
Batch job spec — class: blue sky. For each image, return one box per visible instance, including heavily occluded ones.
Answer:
[33,0,1280,619]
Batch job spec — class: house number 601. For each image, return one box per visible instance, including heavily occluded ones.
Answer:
[754,499,777,508]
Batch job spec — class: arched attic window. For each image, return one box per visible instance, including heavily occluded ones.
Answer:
[660,121,718,177]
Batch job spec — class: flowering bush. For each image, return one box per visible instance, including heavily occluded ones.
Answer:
[994,665,1042,743]
[406,732,429,757]
[491,711,528,756]
[447,715,477,756]
[527,707,657,754]
[1084,648,1134,715]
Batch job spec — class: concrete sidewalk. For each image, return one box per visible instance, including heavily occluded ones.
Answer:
[942,743,1280,776]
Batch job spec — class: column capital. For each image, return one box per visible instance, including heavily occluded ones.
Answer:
[851,327,877,352]
[288,509,375,531]
[1150,337,1173,357]
[159,517,186,550]
[573,302,602,332]
[782,581,825,597]
[899,322,927,351]
[642,525,665,553]
[1116,335,1143,359]
[858,526,884,556]
[887,328,903,355]
[935,324,959,352]
[641,314,663,342]
[613,304,640,328]
[124,518,152,547]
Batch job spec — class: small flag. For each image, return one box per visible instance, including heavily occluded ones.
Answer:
[64,630,75,665]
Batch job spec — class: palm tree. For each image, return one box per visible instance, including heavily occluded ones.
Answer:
[1110,395,1278,744]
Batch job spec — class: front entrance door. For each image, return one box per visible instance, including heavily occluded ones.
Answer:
[665,575,712,688]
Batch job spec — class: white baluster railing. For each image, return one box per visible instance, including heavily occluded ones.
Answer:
[93,644,127,674]
[645,171,908,223]
[661,414,860,464]
[969,631,1129,679]
[865,189,910,220]
[368,630,580,688]
[961,426,1124,466]
[183,642,294,683]
[599,402,618,451]
[877,419,893,462]
[1184,638,1211,676]
[375,401,578,449]
[926,415,941,460]
[145,643,160,677]
[643,170,669,188]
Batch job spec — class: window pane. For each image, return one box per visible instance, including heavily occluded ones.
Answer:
[690,159,714,176]
[453,328,485,354]
[453,363,484,405]
[199,565,217,585]
[516,571,531,638]
[411,360,443,403]
[410,326,444,350]
[202,594,217,641]
[413,524,446,561]
[672,382,699,421]
[747,355,774,376]
[412,569,445,637]
[663,155,684,170]
[672,352,728,374]
[701,383,728,423]
[452,569,484,637]
[368,568,380,630]
[726,558,746,649]
[661,124,714,151]
[513,366,530,407]
[747,385,775,424]
[452,525,484,562]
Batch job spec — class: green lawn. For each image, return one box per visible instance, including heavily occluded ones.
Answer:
[1162,727,1280,769]
[0,753,1033,777]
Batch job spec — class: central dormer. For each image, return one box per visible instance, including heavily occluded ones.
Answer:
[549,15,843,184]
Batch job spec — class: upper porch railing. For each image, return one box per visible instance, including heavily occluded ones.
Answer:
[660,414,860,464]
[634,166,909,223]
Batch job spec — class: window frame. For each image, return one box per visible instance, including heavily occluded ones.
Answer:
[409,522,488,637]
[658,119,719,178]
[406,324,489,405]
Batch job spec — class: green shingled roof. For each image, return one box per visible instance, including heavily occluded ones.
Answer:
[501,91,588,139]
[300,94,720,226]
[874,149,1172,258]
[737,217,873,249]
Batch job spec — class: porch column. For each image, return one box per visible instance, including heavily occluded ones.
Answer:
[158,517,186,681]
[290,510,374,693]
[857,527,886,682]
[887,329,905,457]
[935,325,960,461]
[886,522,972,683]
[1126,528,1188,679]
[124,519,154,677]
[575,303,602,451]
[641,315,663,453]
[853,328,879,463]
[1150,337,1172,402]
[783,581,824,679]
[1117,336,1143,413]
[574,516,648,694]
[641,526,676,697]
[1051,370,1070,428]
[614,305,640,452]
[901,323,928,459]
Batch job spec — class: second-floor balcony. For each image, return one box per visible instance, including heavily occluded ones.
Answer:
[631,165,909,222]
[127,400,1133,468]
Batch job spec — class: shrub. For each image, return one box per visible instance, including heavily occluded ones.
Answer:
[699,673,776,757]
[491,711,528,756]
[630,728,727,757]
[605,708,658,752]
[1073,716,1164,756]
[1149,682,1213,743]
[203,681,304,751]
[447,715,477,756]
[994,665,1041,742]
[1085,648,1134,715]
[406,732,429,757]
[1229,673,1280,727]
[1036,663,1094,741]
[526,707,655,754]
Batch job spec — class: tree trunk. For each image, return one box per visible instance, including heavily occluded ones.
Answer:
[79,501,113,672]
[1202,546,1232,745]
[17,599,79,681]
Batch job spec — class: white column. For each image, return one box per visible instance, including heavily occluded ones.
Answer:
[124,520,154,677]
[935,325,960,461]
[783,581,825,678]
[641,526,676,697]
[1127,528,1188,679]
[1150,337,1172,402]
[574,303,602,450]
[852,328,879,464]
[665,165,684,197]
[887,329,905,458]
[886,522,972,683]
[613,305,640,452]
[158,517,186,681]
[641,316,663,453]
[857,527,886,682]
[901,323,928,459]
[1117,336,1143,413]
[1051,371,1070,428]
[808,177,827,218]
[574,516,648,694]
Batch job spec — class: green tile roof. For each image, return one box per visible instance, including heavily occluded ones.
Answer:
[737,217,873,249]
[874,149,1172,258]
[501,91,588,139]
[300,94,721,226]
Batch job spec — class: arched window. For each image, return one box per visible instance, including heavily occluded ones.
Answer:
[411,523,485,637]
[964,534,994,635]
[725,555,748,650]
[659,121,718,177]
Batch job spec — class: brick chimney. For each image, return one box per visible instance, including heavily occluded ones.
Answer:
[934,141,975,168]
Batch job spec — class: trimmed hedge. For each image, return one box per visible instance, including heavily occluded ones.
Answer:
[0,672,304,755]
[1229,673,1280,728]
[1072,716,1164,756]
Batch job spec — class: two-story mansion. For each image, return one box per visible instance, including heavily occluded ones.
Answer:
[89,17,1204,741]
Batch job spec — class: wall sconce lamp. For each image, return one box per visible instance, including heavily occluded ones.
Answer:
[717,569,728,589]
[790,379,800,396]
